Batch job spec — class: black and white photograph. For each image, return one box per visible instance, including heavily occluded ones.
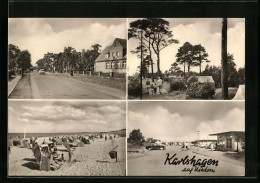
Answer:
[128,18,245,100]
[127,101,245,176]
[8,18,127,99]
[8,101,126,176]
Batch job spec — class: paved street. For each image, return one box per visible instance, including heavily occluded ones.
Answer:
[127,146,244,176]
[9,71,125,99]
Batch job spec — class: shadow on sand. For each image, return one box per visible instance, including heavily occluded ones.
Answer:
[21,162,39,170]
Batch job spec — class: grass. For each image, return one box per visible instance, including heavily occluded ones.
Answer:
[55,73,126,92]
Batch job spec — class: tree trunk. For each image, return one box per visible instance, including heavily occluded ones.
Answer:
[221,18,229,99]
[149,38,154,82]
[157,53,160,76]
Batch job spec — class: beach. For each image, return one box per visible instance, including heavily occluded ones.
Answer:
[9,137,126,176]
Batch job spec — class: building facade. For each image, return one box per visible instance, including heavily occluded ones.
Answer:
[94,38,127,74]
[209,131,245,152]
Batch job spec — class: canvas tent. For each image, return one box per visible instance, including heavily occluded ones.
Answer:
[232,85,245,100]
[197,76,215,89]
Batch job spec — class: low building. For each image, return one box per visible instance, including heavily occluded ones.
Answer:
[191,139,217,147]
[94,38,127,74]
[209,131,245,152]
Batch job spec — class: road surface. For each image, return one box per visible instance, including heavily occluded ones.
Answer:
[9,71,125,99]
[127,146,244,176]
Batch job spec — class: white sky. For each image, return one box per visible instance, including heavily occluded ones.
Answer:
[8,18,127,66]
[128,18,245,75]
[8,101,126,133]
[128,101,245,142]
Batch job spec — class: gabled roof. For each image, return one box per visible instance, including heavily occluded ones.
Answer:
[95,38,126,62]
[197,76,215,83]
[114,38,126,49]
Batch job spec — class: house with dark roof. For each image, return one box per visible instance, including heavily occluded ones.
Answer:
[94,38,127,74]
[209,131,245,152]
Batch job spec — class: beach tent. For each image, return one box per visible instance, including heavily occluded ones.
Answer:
[197,76,215,89]
[21,139,30,148]
[232,85,245,100]
[56,139,63,145]
[13,139,21,146]
[8,139,13,147]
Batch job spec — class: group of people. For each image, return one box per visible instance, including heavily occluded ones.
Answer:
[144,77,163,95]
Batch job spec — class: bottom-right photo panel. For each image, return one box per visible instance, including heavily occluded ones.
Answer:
[127,101,245,176]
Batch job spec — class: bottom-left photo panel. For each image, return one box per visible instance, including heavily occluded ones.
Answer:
[8,100,126,176]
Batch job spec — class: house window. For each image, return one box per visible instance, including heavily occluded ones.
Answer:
[122,61,126,68]
[116,52,119,56]
[105,53,110,59]
[111,62,115,69]
[106,62,111,69]
[117,62,122,69]
[112,52,116,57]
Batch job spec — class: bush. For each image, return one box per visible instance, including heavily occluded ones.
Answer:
[170,81,186,91]
[128,78,142,97]
[187,82,215,99]
[187,76,198,87]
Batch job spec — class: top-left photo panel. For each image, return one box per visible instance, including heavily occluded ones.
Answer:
[8,18,127,99]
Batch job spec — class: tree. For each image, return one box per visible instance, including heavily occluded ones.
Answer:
[17,50,32,77]
[8,44,21,74]
[128,129,145,144]
[221,18,228,99]
[237,67,245,85]
[227,53,239,87]
[83,44,101,71]
[169,62,182,76]
[129,19,155,81]
[192,44,210,75]
[149,18,179,76]
[175,42,194,78]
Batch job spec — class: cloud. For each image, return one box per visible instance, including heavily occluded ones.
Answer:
[8,101,125,133]
[8,18,126,65]
[128,104,245,142]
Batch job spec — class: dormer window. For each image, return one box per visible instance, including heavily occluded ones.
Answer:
[105,53,110,59]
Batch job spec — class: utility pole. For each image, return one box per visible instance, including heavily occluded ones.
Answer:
[140,30,143,100]
[197,130,200,146]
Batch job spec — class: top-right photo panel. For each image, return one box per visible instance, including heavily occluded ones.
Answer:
[128,18,245,100]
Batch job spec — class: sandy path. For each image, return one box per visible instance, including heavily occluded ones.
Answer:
[9,137,126,176]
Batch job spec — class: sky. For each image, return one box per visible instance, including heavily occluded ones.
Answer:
[8,18,127,66]
[8,101,126,133]
[128,101,245,142]
[128,18,245,75]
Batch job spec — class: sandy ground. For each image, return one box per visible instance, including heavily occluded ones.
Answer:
[127,145,244,176]
[9,137,126,176]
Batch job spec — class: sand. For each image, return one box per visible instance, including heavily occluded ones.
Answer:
[8,137,126,176]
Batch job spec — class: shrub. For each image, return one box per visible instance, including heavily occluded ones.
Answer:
[128,78,142,97]
[170,81,186,91]
[187,82,215,99]
[187,76,198,87]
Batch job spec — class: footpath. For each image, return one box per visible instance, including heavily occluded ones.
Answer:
[8,75,22,97]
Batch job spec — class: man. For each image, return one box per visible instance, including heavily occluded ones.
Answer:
[157,77,163,94]
[145,78,151,94]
